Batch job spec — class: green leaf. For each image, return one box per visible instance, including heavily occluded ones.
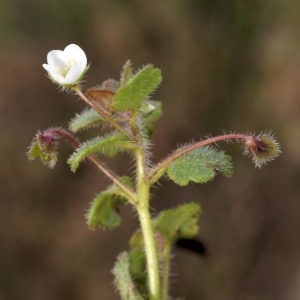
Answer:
[86,177,133,230]
[120,60,133,85]
[113,65,162,112]
[68,133,135,172]
[68,108,104,133]
[167,146,233,186]
[87,192,122,229]
[112,252,144,300]
[129,249,147,298]
[129,230,144,249]
[155,203,201,241]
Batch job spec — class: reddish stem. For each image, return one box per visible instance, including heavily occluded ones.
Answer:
[51,129,137,203]
[148,133,249,183]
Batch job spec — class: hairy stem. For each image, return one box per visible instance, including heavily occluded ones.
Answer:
[161,239,172,300]
[72,86,133,141]
[135,148,160,300]
[149,133,250,184]
[52,129,137,204]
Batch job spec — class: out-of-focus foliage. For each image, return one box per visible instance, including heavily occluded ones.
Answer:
[1,0,300,300]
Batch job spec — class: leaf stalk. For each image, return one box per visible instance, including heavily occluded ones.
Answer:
[52,129,137,204]
[148,133,250,184]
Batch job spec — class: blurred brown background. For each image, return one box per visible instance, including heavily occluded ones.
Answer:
[1,0,300,299]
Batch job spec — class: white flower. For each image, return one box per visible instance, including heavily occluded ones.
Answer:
[43,44,88,87]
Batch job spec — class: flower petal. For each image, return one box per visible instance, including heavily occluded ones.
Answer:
[44,66,67,85]
[43,64,57,74]
[64,44,87,66]
[47,50,69,71]
[65,61,86,84]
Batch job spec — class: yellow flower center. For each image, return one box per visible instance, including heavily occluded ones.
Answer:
[55,59,75,77]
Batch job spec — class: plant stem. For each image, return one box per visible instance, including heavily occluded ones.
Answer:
[51,129,136,204]
[72,86,133,141]
[148,133,250,184]
[135,148,160,300]
[161,239,172,300]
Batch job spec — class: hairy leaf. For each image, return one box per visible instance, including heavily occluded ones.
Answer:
[68,133,135,172]
[155,203,201,241]
[113,65,162,111]
[112,252,144,300]
[87,192,122,229]
[129,249,147,298]
[167,146,233,186]
[68,108,104,133]
[120,60,133,85]
[86,176,133,230]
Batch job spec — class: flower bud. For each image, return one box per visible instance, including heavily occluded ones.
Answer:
[28,130,58,169]
[37,132,56,155]
[244,132,281,168]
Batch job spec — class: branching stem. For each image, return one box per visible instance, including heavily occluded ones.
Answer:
[129,115,159,298]
[135,147,160,300]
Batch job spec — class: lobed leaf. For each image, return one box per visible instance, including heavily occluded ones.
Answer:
[113,65,162,112]
[112,252,144,300]
[86,176,133,230]
[68,108,104,133]
[167,146,233,186]
[68,133,135,172]
[87,192,122,229]
[155,203,201,241]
